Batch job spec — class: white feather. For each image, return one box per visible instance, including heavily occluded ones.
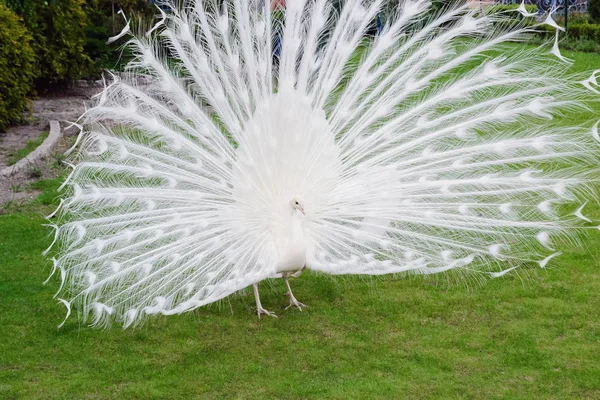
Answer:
[573,202,592,223]
[517,0,537,17]
[46,0,596,328]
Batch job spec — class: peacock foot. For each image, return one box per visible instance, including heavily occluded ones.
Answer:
[285,296,307,311]
[256,307,277,319]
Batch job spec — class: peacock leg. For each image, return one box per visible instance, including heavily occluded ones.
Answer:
[253,283,277,319]
[283,275,292,297]
[284,276,307,311]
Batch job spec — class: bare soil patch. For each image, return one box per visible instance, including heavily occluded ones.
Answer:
[0,86,101,205]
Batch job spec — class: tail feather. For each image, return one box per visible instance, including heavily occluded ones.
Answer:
[46,0,598,327]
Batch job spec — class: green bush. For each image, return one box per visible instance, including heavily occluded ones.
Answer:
[536,24,559,38]
[589,0,600,23]
[555,12,592,25]
[0,4,35,132]
[540,22,600,42]
[560,37,600,52]
[5,0,91,89]
[92,0,154,16]
[532,22,600,51]
[82,0,149,77]
[567,23,600,41]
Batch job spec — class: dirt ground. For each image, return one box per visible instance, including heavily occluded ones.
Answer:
[0,86,102,205]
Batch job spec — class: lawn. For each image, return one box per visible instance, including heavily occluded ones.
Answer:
[0,49,599,399]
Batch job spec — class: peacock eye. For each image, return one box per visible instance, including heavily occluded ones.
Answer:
[295,201,298,204]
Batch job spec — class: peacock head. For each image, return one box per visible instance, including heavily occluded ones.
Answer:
[290,195,305,215]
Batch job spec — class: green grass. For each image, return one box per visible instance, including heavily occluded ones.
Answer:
[1,50,600,399]
[6,131,49,166]
[28,176,65,206]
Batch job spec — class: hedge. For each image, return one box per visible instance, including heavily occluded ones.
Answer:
[567,23,600,41]
[0,4,35,132]
[5,0,91,89]
[535,22,600,42]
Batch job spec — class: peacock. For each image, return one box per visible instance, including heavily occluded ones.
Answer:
[45,0,600,328]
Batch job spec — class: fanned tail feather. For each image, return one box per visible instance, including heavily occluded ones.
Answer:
[46,0,598,328]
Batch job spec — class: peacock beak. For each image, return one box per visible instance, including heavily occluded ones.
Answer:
[300,208,305,215]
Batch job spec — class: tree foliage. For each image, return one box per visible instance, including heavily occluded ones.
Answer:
[92,0,154,15]
[83,0,154,75]
[0,3,36,131]
[5,0,91,89]
[589,0,600,23]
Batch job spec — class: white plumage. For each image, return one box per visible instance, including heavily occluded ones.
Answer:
[46,0,599,327]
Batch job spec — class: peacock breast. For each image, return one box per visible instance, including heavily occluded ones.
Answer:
[275,213,307,273]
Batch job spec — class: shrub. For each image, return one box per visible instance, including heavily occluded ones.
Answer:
[567,23,600,41]
[5,0,91,89]
[532,22,600,49]
[556,11,592,25]
[561,37,600,52]
[0,4,35,132]
[83,22,117,76]
[92,0,154,15]
[83,0,147,77]
[536,24,558,39]
[589,0,600,23]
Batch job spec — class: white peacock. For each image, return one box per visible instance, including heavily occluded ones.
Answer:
[45,0,599,328]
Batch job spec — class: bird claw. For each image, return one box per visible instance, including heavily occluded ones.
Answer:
[285,297,307,311]
[256,307,277,319]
